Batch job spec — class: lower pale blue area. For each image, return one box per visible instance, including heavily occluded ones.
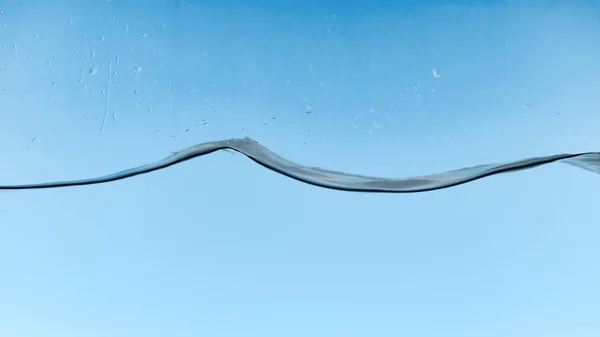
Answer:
[1,1,599,336]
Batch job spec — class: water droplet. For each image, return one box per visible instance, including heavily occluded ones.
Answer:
[305,104,313,114]
[134,66,142,74]
[26,136,36,150]
[432,68,441,78]
[89,67,98,75]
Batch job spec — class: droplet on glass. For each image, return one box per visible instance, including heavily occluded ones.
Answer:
[305,104,313,114]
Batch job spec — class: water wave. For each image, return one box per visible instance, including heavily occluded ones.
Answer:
[1,138,599,192]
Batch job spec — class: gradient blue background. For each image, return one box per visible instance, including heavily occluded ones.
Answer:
[1,1,600,336]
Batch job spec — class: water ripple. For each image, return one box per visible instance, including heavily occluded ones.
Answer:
[2,138,599,192]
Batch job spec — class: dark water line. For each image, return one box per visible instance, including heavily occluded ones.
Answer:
[1,138,599,192]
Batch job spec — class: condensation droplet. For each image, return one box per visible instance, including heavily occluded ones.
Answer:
[305,104,313,114]
[89,67,98,75]
[432,68,441,78]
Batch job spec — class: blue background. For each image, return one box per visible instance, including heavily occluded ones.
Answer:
[1,0,599,336]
